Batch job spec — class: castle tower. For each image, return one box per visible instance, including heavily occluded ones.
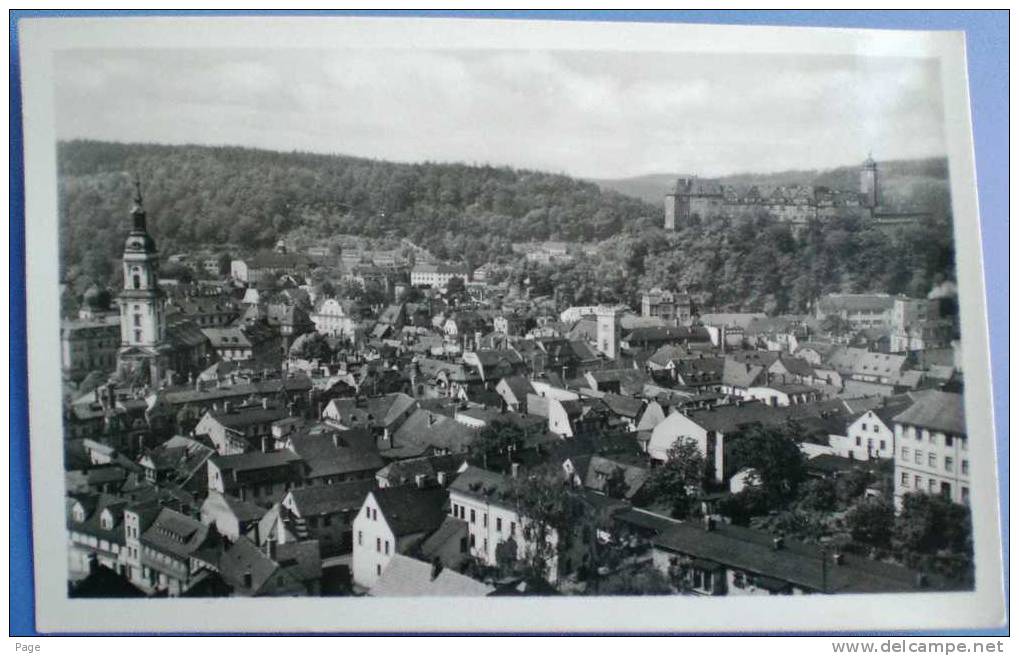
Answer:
[860,154,878,209]
[595,305,624,361]
[117,179,171,387]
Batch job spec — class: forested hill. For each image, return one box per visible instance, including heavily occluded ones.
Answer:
[57,140,660,283]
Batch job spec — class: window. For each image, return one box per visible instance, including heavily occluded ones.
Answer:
[510,521,516,536]
[914,475,922,490]
[496,517,502,533]
[914,451,922,465]
[133,275,141,289]
[861,423,867,432]
[900,472,909,486]
[961,460,969,475]
[873,424,879,433]
[880,440,886,451]
[460,537,468,553]
[134,330,142,342]
[470,509,476,524]
[384,540,390,555]
[961,487,970,505]
[376,564,381,576]
[357,531,362,546]
[452,503,458,517]
[133,314,141,327]
[483,513,488,528]
[928,479,937,493]
[928,453,937,467]
[376,537,381,553]
[470,534,476,548]
[855,436,861,447]
[901,447,909,460]
[945,457,954,472]
[483,538,488,552]
[945,434,954,447]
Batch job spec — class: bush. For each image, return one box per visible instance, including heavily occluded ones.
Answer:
[846,497,895,548]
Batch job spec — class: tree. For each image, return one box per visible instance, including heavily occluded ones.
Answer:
[894,493,972,555]
[643,438,706,518]
[835,468,874,507]
[603,466,630,501]
[506,465,589,586]
[216,252,232,276]
[846,497,894,548]
[717,487,773,526]
[597,567,673,596]
[470,420,529,470]
[821,314,853,338]
[728,424,807,503]
[289,332,333,361]
[445,276,466,298]
[797,477,837,512]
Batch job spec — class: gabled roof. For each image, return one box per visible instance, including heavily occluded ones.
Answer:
[287,426,384,478]
[651,515,960,593]
[376,454,467,487]
[721,359,766,389]
[370,554,493,597]
[141,507,209,560]
[371,486,449,537]
[596,393,644,420]
[287,479,375,516]
[324,393,417,429]
[390,408,479,455]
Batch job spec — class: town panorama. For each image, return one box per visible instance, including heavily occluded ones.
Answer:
[60,143,971,599]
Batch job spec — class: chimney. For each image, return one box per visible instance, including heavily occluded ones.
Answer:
[703,515,717,532]
[437,471,447,486]
[832,551,844,566]
[511,462,520,479]
[243,567,253,589]
[224,401,233,414]
[431,557,443,581]
[772,536,785,551]
[262,397,270,410]
[415,473,427,488]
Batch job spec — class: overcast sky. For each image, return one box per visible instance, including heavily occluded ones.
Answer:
[55,48,947,179]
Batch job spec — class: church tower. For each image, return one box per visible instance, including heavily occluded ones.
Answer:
[860,154,879,210]
[117,179,170,387]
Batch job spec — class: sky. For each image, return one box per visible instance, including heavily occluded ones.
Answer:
[54,48,947,179]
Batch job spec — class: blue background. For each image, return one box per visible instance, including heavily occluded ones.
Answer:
[8,9,1008,636]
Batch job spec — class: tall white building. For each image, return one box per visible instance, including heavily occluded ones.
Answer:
[117,180,172,386]
[892,391,969,509]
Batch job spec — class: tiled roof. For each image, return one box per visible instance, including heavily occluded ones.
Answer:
[893,390,966,436]
[372,486,449,537]
[287,479,375,517]
[369,554,493,597]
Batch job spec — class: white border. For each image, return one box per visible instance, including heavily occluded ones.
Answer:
[18,15,1005,633]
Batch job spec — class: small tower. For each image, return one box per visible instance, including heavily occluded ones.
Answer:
[595,305,624,361]
[860,153,878,209]
[117,177,171,387]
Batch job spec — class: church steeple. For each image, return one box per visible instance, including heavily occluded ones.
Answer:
[131,175,147,233]
[118,177,169,387]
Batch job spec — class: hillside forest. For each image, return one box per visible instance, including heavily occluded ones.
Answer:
[58,140,956,314]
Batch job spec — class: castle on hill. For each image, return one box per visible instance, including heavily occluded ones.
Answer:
[664,156,930,231]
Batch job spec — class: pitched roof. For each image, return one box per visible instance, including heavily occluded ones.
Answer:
[651,516,959,593]
[275,540,322,584]
[369,554,493,597]
[141,507,209,560]
[287,426,384,478]
[447,466,516,504]
[722,359,766,389]
[893,390,966,435]
[376,454,468,487]
[287,479,375,516]
[372,486,449,537]
[391,408,479,454]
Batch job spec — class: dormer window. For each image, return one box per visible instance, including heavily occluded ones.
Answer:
[100,510,114,530]
[71,504,85,523]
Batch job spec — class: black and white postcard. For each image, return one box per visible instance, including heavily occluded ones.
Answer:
[17,15,1005,633]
